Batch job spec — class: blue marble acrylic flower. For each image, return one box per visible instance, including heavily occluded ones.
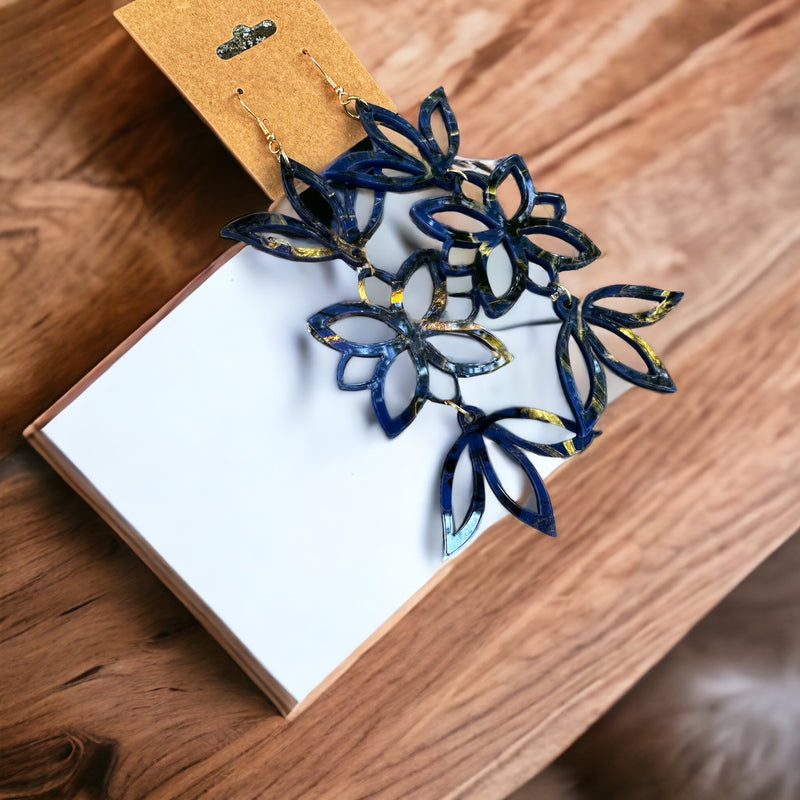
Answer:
[323,87,464,192]
[221,152,384,269]
[552,285,683,436]
[306,250,513,438]
[411,154,601,317]
[440,405,597,557]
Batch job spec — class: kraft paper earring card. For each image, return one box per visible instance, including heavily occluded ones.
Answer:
[114,0,394,199]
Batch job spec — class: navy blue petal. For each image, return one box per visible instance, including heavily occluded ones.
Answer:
[391,249,447,320]
[481,406,592,457]
[583,325,677,392]
[521,219,601,272]
[440,432,486,557]
[422,321,512,377]
[417,87,460,171]
[220,214,338,262]
[370,348,429,437]
[478,440,556,537]
[340,185,386,243]
[583,284,684,329]
[323,150,430,192]
[554,295,608,436]
[306,302,407,358]
[280,155,358,240]
[484,154,536,222]
[335,354,381,391]
[530,191,567,221]
[410,195,502,247]
[472,241,529,318]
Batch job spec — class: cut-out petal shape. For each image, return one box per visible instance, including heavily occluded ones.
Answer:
[307,302,406,357]
[417,87,460,170]
[411,195,500,246]
[441,435,486,556]
[371,348,430,438]
[484,154,536,221]
[337,355,381,391]
[522,219,601,272]
[530,192,567,221]
[478,441,555,536]
[220,214,338,262]
[423,322,512,377]
[473,242,529,318]
[553,294,608,435]
[583,326,677,392]
[323,88,462,192]
[583,284,684,329]
[222,154,384,268]
[575,284,684,392]
[391,249,447,321]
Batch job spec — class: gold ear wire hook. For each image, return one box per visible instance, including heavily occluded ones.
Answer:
[236,88,283,156]
[301,49,363,119]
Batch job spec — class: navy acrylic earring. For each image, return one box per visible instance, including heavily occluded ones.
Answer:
[222,58,684,558]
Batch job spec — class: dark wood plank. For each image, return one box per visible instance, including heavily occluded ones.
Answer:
[0,447,277,798]
[0,0,264,458]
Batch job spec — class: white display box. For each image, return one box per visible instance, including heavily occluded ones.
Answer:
[26,189,619,714]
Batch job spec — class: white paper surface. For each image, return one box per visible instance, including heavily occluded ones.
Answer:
[43,190,624,704]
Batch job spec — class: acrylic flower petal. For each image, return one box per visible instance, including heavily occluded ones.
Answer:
[340,185,386,243]
[280,155,358,240]
[583,284,684,329]
[323,149,429,192]
[422,321,512,377]
[307,302,406,358]
[391,249,447,321]
[484,154,536,221]
[370,348,429,437]
[440,433,486,557]
[440,240,480,277]
[530,191,567,221]
[583,325,677,392]
[357,99,428,163]
[482,406,592,457]
[554,296,608,435]
[220,214,338,262]
[473,241,529,318]
[522,219,601,272]
[416,87,460,171]
[410,194,500,247]
[478,440,556,536]
[336,354,382,391]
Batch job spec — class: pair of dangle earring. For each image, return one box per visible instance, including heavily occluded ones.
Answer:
[222,53,684,558]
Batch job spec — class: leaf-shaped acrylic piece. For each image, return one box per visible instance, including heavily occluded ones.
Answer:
[444,240,529,318]
[411,154,600,317]
[307,298,425,438]
[440,406,596,557]
[552,293,608,437]
[323,87,463,192]
[580,284,684,392]
[522,218,601,276]
[307,250,513,438]
[221,153,384,269]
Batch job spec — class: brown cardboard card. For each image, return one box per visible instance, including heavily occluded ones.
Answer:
[115,0,395,199]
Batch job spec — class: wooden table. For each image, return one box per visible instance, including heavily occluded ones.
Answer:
[2,1,799,797]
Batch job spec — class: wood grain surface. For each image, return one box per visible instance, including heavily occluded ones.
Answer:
[2,0,799,798]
